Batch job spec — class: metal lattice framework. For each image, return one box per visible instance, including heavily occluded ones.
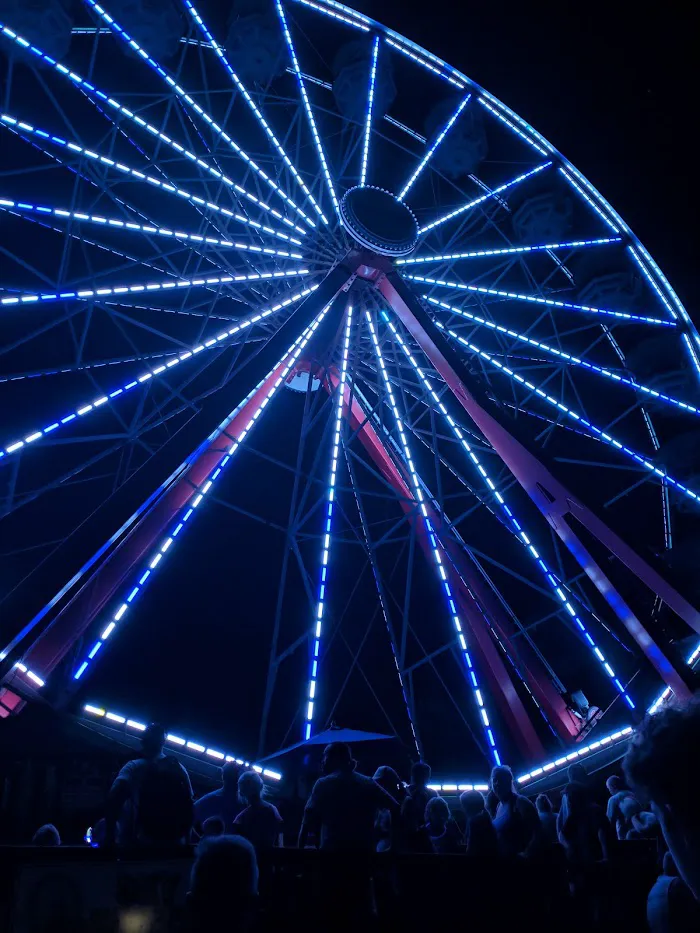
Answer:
[1,0,699,779]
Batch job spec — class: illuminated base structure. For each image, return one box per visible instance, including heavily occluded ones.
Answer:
[1,0,699,787]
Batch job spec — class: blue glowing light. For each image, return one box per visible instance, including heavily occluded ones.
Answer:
[304,303,354,740]
[0,196,303,257]
[182,0,327,225]
[403,273,675,327]
[383,312,636,712]
[397,236,622,265]
[426,296,700,418]
[366,310,502,764]
[439,325,700,509]
[0,268,309,309]
[291,0,369,31]
[359,37,380,187]
[398,94,471,201]
[385,37,465,89]
[276,0,340,217]
[418,162,551,235]
[0,286,317,460]
[82,703,282,779]
[0,113,303,245]
[83,0,314,231]
[71,305,331,684]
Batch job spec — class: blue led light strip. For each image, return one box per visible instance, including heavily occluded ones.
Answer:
[558,167,620,234]
[70,305,331,684]
[0,197,304,257]
[182,0,327,225]
[291,0,369,31]
[359,37,379,187]
[365,310,501,765]
[477,98,550,157]
[439,325,700,508]
[304,303,354,740]
[0,113,303,246]
[426,296,700,418]
[517,725,634,784]
[0,285,318,459]
[382,312,636,711]
[398,94,471,201]
[82,0,314,231]
[0,268,309,309]
[418,162,551,235]
[397,236,622,265]
[276,0,340,217]
[82,704,282,780]
[404,273,674,327]
[385,37,465,89]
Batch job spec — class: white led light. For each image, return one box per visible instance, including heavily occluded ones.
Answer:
[383,311,636,712]
[425,296,698,417]
[365,309,501,764]
[305,303,354,740]
[399,94,471,201]
[359,37,379,187]
[72,304,331,683]
[419,162,551,235]
[276,0,339,216]
[1,287,317,458]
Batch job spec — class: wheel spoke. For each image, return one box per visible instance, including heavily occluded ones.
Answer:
[0,286,318,459]
[398,94,471,201]
[359,37,379,187]
[69,306,331,685]
[426,295,700,417]
[382,309,636,711]
[365,307,502,765]
[304,301,353,739]
[405,274,675,326]
[418,162,552,235]
[276,0,339,219]
[439,325,700,508]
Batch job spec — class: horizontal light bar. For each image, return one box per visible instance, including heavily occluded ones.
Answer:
[0,285,317,458]
[427,784,489,793]
[517,726,633,784]
[0,113,303,246]
[0,198,303,257]
[405,273,674,327]
[0,268,308,308]
[82,703,281,780]
[397,236,622,265]
[426,296,699,417]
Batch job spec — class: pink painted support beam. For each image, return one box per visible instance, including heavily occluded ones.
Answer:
[0,360,299,713]
[320,367,546,761]
[377,269,696,701]
[430,516,580,741]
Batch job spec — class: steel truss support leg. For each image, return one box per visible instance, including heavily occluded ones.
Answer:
[0,260,358,714]
[376,268,696,701]
[321,368,546,761]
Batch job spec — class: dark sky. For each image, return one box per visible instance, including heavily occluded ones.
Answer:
[359,0,698,320]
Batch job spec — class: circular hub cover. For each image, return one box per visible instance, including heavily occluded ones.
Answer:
[340,186,419,257]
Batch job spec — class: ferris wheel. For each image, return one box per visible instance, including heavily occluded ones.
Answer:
[1,0,699,786]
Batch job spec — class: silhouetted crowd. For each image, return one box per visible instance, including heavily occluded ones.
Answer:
[25,695,700,932]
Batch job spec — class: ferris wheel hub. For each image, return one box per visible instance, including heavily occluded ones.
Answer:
[340,186,419,257]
